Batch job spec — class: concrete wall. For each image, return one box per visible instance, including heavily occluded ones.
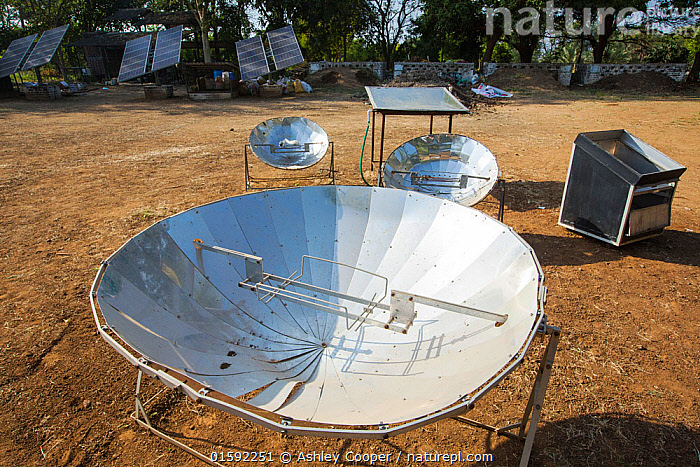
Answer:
[308,61,475,81]
[309,61,687,86]
[393,62,475,82]
[482,62,572,86]
[482,62,563,76]
[578,63,687,84]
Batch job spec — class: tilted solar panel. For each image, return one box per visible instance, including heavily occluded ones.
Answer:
[117,35,151,82]
[22,25,69,70]
[235,36,269,81]
[0,34,38,78]
[267,25,303,70]
[151,25,183,73]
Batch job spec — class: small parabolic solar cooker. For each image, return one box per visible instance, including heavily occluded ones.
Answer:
[249,117,329,169]
[382,134,499,207]
[91,186,560,466]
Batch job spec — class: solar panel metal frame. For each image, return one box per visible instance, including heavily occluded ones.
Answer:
[151,25,183,73]
[0,34,38,78]
[117,35,152,83]
[267,25,304,70]
[235,35,269,81]
[21,25,69,71]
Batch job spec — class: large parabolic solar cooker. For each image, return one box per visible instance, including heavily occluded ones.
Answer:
[383,134,499,206]
[91,186,558,465]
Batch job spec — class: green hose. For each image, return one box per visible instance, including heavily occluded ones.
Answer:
[359,117,371,186]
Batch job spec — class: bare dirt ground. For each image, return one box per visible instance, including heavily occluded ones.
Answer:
[0,82,699,467]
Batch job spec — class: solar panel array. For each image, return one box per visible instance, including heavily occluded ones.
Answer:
[151,26,183,73]
[22,25,69,70]
[236,36,269,81]
[267,25,304,70]
[0,34,37,78]
[117,35,151,82]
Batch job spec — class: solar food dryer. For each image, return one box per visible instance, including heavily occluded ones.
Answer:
[559,130,686,246]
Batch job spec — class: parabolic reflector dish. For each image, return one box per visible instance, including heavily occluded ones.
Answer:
[249,117,329,169]
[92,186,543,429]
[383,134,499,207]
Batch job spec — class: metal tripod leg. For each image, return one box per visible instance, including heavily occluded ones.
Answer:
[518,325,560,467]
[498,178,506,223]
[244,144,251,191]
[453,323,560,467]
[131,369,225,467]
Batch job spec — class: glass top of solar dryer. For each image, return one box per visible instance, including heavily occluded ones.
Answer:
[365,86,470,114]
[383,134,499,206]
[249,117,329,169]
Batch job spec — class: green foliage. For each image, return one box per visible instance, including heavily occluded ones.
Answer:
[643,35,690,63]
[491,41,517,62]
[413,0,484,62]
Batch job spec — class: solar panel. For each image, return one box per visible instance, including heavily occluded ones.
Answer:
[267,25,304,70]
[151,25,183,73]
[0,34,38,78]
[235,36,269,81]
[117,35,151,83]
[21,25,68,71]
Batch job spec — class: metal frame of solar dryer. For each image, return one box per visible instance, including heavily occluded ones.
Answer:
[90,227,560,467]
[243,142,336,190]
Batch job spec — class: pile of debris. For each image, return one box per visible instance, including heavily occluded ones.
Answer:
[388,70,454,88]
[306,68,381,89]
[388,70,506,110]
[486,68,565,92]
[590,71,689,94]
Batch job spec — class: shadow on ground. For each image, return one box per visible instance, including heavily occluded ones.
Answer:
[487,413,700,466]
[521,228,700,267]
[501,180,565,212]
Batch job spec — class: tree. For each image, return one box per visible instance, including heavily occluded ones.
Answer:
[186,0,213,62]
[366,0,419,70]
[413,0,485,62]
[558,0,648,63]
[215,0,253,61]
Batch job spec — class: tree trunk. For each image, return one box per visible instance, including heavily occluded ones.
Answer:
[517,36,539,63]
[343,34,347,62]
[200,22,212,63]
[592,36,607,63]
[194,4,212,63]
[483,30,502,64]
[514,42,533,63]
[688,49,700,84]
[590,15,615,63]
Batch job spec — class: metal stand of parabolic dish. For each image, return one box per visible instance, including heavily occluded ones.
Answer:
[93,270,559,467]
[123,322,559,467]
[243,142,336,190]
